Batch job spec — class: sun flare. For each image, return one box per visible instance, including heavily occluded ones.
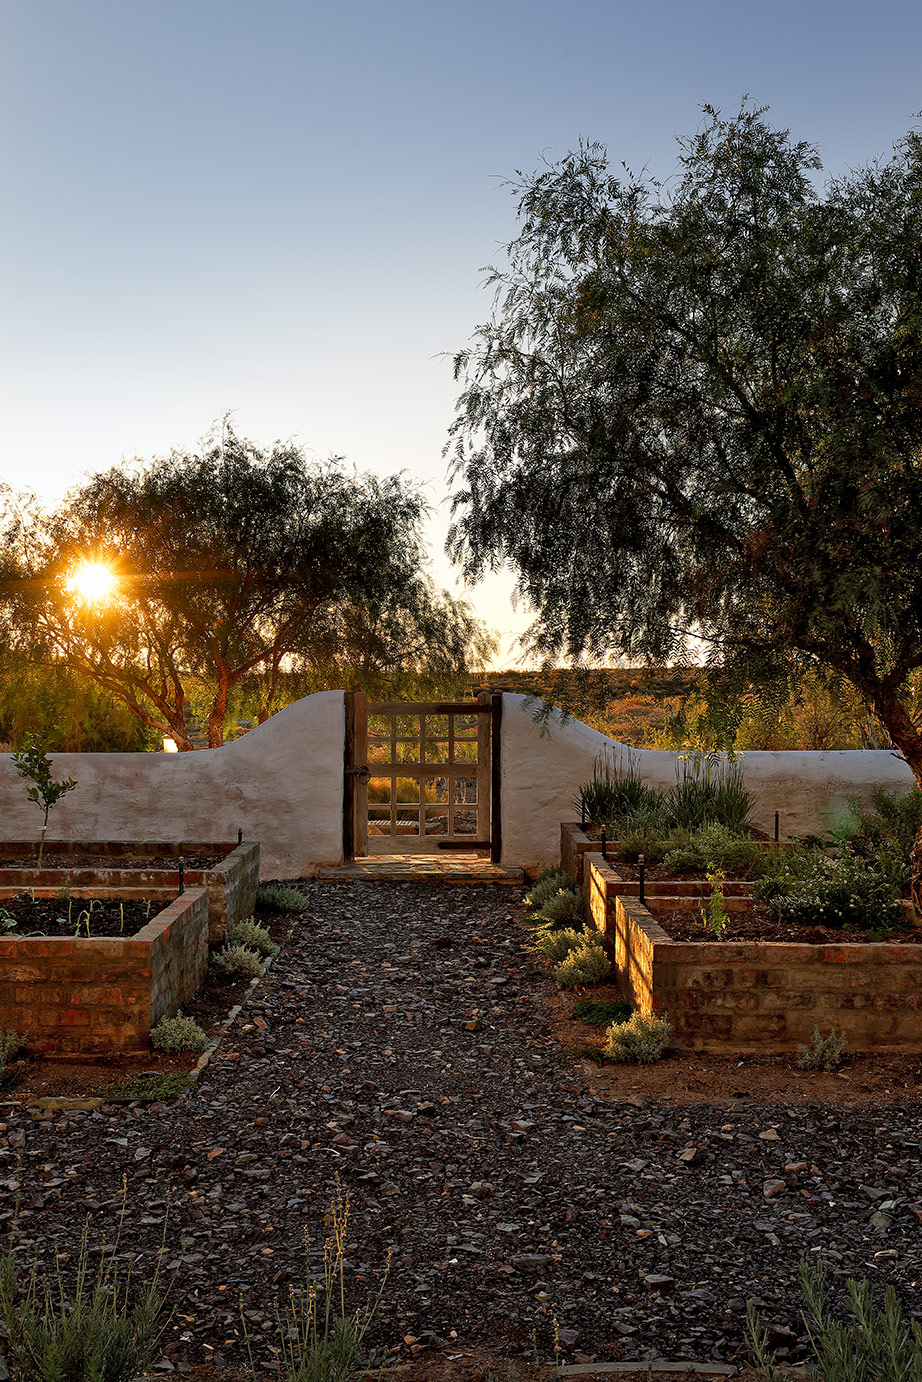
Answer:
[65,561,119,605]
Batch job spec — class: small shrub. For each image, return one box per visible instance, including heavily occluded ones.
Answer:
[536,887,584,927]
[747,1259,922,1382]
[524,868,569,910]
[767,851,905,931]
[255,884,310,915]
[225,916,278,956]
[150,1013,209,1054]
[796,1025,849,1072]
[553,941,611,988]
[0,1211,172,1382]
[661,823,766,875]
[0,1028,24,1071]
[845,784,922,872]
[572,997,632,1026]
[605,1011,673,1063]
[533,926,587,964]
[212,943,266,979]
[616,818,673,865]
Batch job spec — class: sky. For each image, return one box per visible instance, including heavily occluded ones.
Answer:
[2,0,921,665]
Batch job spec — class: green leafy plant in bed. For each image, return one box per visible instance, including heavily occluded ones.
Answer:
[604,1012,672,1063]
[150,1013,209,1054]
[572,998,631,1026]
[757,849,906,931]
[575,749,661,829]
[225,916,278,956]
[553,939,610,987]
[524,868,570,910]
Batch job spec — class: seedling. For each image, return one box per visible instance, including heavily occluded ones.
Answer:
[12,737,76,868]
[700,863,729,937]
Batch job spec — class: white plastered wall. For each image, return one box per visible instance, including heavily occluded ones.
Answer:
[0,691,345,880]
[499,693,917,876]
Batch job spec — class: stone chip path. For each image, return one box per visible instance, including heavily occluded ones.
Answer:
[1,881,920,1375]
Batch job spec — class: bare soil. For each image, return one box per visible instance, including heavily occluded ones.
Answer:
[0,851,224,869]
[655,908,921,945]
[0,894,161,938]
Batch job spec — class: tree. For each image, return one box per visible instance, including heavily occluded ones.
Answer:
[3,425,494,749]
[447,103,922,905]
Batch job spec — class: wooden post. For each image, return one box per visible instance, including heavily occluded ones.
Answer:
[343,692,355,863]
[490,693,503,864]
[353,690,368,858]
[476,692,491,846]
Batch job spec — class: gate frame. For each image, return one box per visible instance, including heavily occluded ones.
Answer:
[343,692,502,864]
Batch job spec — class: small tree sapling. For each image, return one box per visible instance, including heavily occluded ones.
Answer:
[13,737,76,867]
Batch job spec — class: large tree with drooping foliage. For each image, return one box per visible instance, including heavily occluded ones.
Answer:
[447,103,922,904]
[3,425,494,749]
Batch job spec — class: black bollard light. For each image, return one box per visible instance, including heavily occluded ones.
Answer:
[774,811,780,844]
[580,797,586,831]
[600,826,607,861]
[178,857,185,896]
[638,853,645,907]
[238,827,244,845]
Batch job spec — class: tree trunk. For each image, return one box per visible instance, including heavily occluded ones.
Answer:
[865,680,922,917]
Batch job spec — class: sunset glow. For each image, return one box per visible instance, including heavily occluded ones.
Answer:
[65,562,119,605]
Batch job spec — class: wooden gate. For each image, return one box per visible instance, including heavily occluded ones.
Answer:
[343,693,502,862]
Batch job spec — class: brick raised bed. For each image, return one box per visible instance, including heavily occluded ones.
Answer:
[0,887,209,1055]
[581,850,922,1053]
[0,840,259,945]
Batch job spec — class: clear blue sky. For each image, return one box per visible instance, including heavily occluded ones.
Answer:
[2,0,920,664]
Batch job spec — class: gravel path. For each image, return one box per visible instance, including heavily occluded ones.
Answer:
[1,880,921,1375]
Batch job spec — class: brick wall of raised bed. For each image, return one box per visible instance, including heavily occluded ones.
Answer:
[0,888,209,1055]
[582,851,922,1052]
[0,840,259,944]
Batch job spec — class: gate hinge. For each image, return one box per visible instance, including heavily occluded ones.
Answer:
[345,765,370,781]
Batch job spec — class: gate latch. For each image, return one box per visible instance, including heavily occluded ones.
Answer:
[345,765,370,782]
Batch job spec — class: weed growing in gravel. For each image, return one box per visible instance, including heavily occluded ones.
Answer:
[0,1197,173,1382]
[571,998,632,1026]
[524,868,569,910]
[246,1187,389,1382]
[747,1258,922,1381]
[213,943,267,979]
[105,1072,197,1100]
[553,940,611,988]
[256,884,310,915]
[796,1026,849,1072]
[604,1012,672,1063]
[226,916,279,956]
[150,1013,209,1054]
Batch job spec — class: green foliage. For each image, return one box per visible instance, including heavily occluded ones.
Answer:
[0,1028,24,1073]
[553,940,611,988]
[575,749,660,829]
[13,736,77,867]
[605,1011,673,1063]
[533,926,588,964]
[225,917,278,956]
[251,1187,388,1382]
[615,815,673,865]
[106,1073,196,1100]
[3,422,494,750]
[845,786,922,871]
[536,887,584,927]
[212,944,266,980]
[0,656,155,752]
[571,997,632,1026]
[524,868,570,910]
[667,754,752,833]
[700,865,729,938]
[0,1212,172,1382]
[447,104,922,826]
[747,1259,922,1381]
[796,1026,850,1072]
[149,1013,209,1054]
[765,851,905,932]
[661,824,768,875]
[256,884,311,916]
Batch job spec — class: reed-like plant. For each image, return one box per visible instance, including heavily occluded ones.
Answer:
[574,749,661,830]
